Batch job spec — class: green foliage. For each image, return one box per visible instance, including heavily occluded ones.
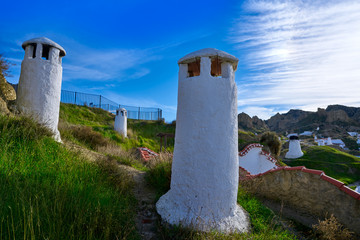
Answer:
[286,146,360,184]
[0,114,139,239]
[260,132,282,156]
[342,136,359,151]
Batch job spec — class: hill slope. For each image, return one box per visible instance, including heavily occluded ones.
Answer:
[284,146,360,184]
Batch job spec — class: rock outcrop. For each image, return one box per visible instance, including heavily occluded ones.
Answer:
[238,112,268,132]
[0,73,16,114]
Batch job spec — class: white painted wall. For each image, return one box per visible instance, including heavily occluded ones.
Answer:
[17,38,65,142]
[114,108,127,137]
[285,140,304,159]
[156,48,250,233]
[239,147,277,175]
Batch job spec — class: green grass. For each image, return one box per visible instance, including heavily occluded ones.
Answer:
[286,146,360,184]
[0,114,139,239]
[59,103,175,152]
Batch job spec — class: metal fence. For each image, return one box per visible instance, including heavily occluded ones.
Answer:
[60,90,162,120]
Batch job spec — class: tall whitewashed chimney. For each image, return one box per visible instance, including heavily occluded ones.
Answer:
[17,37,66,142]
[156,48,250,233]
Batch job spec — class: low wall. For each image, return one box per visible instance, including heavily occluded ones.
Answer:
[241,166,360,235]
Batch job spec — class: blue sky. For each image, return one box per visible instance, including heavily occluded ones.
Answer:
[1,0,360,121]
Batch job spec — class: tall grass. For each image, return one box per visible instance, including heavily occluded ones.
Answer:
[0,114,139,239]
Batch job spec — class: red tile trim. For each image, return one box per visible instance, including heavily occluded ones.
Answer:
[320,175,345,188]
[339,185,360,199]
[301,168,324,175]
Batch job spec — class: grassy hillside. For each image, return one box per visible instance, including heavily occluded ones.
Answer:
[285,146,360,184]
[0,114,139,239]
[59,103,175,152]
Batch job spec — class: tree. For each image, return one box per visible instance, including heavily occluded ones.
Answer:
[260,131,282,157]
[0,54,11,78]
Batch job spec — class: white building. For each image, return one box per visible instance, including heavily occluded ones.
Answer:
[315,137,346,149]
[238,144,278,175]
[156,48,250,233]
[300,131,313,136]
[331,139,346,148]
[285,135,304,159]
[17,37,66,142]
[114,108,127,137]
[348,132,358,137]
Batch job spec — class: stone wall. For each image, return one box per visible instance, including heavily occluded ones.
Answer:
[240,166,360,235]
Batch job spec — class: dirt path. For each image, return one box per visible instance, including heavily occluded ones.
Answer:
[63,141,159,240]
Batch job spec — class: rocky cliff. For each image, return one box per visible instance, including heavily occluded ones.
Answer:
[238,112,268,132]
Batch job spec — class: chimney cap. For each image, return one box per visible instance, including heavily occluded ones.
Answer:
[178,48,238,71]
[22,37,66,57]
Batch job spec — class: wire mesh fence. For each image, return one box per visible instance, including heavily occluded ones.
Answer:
[61,90,162,120]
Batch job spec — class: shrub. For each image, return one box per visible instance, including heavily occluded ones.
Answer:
[59,122,109,150]
[260,132,282,157]
[312,214,354,240]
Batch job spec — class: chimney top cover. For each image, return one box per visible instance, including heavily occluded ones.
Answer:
[22,37,66,57]
[178,48,238,71]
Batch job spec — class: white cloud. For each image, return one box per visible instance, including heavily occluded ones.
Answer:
[231,0,360,117]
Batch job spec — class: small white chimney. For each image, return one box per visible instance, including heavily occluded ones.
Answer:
[114,108,127,137]
[285,135,304,159]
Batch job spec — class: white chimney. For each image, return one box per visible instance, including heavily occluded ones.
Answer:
[285,135,304,159]
[156,48,250,233]
[17,37,66,142]
[114,108,127,137]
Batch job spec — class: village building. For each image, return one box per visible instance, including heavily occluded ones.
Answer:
[156,48,250,233]
[17,37,66,142]
[348,132,358,137]
[315,137,346,149]
[299,131,313,136]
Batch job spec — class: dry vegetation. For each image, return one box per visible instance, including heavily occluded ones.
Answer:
[312,214,354,240]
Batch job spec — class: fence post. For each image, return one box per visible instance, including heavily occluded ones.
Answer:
[74,92,77,105]
[99,95,102,109]
[138,107,141,120]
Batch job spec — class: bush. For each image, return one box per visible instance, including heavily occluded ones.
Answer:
[59,122,109,150]
[312,214,354,240]
[260,132,282,157]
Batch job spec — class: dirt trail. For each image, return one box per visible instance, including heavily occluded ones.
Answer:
[63,141,159,240]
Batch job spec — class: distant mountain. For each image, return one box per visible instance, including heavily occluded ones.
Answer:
[238,112,268,132]
[238,105,360,136]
